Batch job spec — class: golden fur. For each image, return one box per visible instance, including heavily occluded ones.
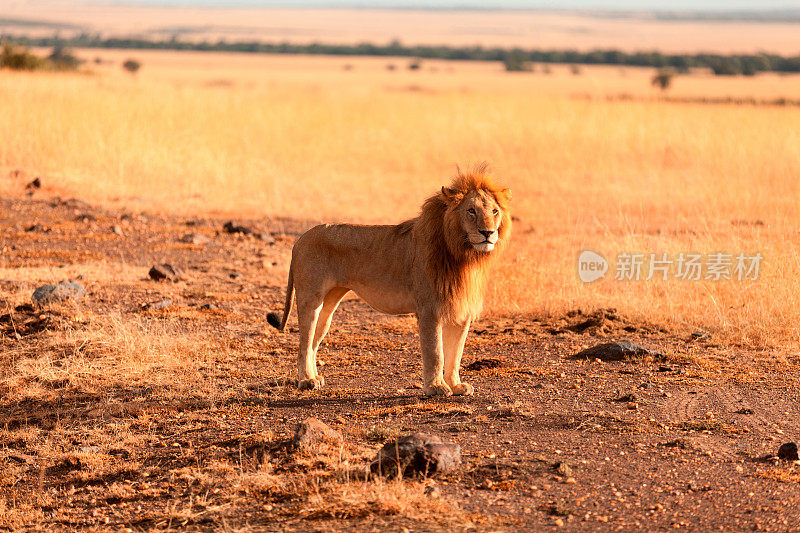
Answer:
[267,165,511,396]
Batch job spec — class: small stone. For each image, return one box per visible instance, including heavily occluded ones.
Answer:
[777,442,799,461]
[223,221,252,235]
[32,281,86,306]
[143,299,172,311]
[26,177,41,189]
[200,303,218,311]
[554,518,564,527]
[180,233,210,245]
[112,225,124,236]
[148,264,179,282]
[291,418,343,449]
[371,433,461,477]
[555,462,573,477]
[465,358,505,371]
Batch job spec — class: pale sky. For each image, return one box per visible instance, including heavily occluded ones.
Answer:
[78,0,800,10]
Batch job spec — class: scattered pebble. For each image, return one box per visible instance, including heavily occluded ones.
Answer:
[181,233,210,245]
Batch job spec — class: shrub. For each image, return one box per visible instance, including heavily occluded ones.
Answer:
[503,51,532,72]
[651,68,675,91]
[408,58,422,70]
[0,42,45,71]
[122,59,141,74]
[48,45,81,71]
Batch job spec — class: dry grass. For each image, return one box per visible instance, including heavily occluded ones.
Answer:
[1,51,799,353]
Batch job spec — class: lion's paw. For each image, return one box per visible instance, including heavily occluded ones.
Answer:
[298,377,324,391]
[423,383,453,397]
[450,382,474,396]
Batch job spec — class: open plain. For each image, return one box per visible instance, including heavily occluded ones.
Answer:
[1,45,800,531]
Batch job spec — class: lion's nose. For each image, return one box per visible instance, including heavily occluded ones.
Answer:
[479,230,494,239]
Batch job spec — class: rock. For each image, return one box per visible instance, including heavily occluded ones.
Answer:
[223,221,253,235]
[613,392,639,402]
[371,433,461,477]
[200,303,218,311]
[555,462,573,477]
[291,418,343,449]
[777,442,798,461]
[465,358,505,371]
[25,223,50,233]
[25,177,41,189]
[148,264,179,282]
[180,233,210,245]
[256,232,275,244]
[572,340,655,362]
[32,281,86,306]
[142,299,172,311]
[112,225,124,236]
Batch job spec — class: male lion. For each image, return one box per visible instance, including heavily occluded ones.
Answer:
[267,166,511,397]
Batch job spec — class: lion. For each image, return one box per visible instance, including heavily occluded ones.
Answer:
[266,165,511,397]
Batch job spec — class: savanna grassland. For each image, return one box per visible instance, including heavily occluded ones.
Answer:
[2,49,799,348]
[2,48,800,531]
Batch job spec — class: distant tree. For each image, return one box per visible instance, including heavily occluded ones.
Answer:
[48,45,81,70]
[122,59,141,75]
[503,51,532,72]
[408,58,422,70]
[386,63,397,71]
[651,68,675,91]
[570,64,582,75]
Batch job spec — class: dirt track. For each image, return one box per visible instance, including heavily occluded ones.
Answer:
[2,194,800,531]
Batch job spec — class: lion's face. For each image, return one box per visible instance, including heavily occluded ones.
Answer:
[458,190,505,253]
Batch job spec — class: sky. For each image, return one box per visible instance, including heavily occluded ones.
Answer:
[76,0,800,11]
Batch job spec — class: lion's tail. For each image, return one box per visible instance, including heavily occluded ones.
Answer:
[267,261,294,331]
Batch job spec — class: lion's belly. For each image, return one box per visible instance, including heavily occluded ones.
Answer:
[350,284,416,316]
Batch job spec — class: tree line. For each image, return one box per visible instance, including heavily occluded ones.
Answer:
[3,33,800,75]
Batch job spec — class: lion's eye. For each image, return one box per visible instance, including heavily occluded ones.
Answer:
[492,209,499,215]
[467,208,476,216]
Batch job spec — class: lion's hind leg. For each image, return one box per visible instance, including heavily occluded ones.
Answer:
[296,289,327,391]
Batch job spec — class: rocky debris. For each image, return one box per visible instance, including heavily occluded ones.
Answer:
[690,331,711,341]
[223,221,253,235]
[778,442,798,461]
[142,299,172,311]
[75,213,97,223]
[148,264,179,282]
[25,177,41,190]
[465,358,506,371]
[32,281,86,306]
[291,418,343,450]
[112,225,124,236]
[180,233,210,245]
[200,303,218,311]
[572,340,656,362]
[25,223,50,233]
[371,433,461,477]
[555,462,573,477]
[612,392,639,402]
[222,221,274,243]
[566,308,619,333]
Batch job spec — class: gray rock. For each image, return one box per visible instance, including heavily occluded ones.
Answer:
[291,418,343,449]
[32,281,86,306]
[148,264,179,282]
[223,221,252,235]
[143,299,172,311]
[180,233,210,245]
[573,340,655,362]
[371,433,461,477]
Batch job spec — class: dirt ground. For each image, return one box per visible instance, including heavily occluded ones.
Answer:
[2,190,800,531]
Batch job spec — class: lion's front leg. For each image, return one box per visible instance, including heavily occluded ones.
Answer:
[443,319,474,396]
[417,309,452,397]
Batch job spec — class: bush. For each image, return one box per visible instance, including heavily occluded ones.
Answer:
[651,68,675,91]
[408,58,422,70]
[122,59,141,74]
[503,51,531,72]
[48,45,81,71]
[0,42,45,71]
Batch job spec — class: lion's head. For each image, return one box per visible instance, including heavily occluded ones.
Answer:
[415,164,512,322]
[440,168,512,256]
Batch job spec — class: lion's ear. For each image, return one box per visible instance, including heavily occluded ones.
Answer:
[441,186,460,203]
